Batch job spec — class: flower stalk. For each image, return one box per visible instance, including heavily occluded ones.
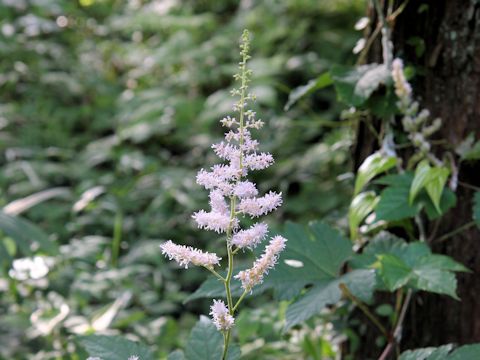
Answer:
[160,29,287,359]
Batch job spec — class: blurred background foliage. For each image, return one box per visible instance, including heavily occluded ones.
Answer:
[0,0,365,358]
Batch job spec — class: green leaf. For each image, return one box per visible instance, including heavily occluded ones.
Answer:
[263,222,353,300]
[355,234,465,298]
[376,180,420,221]
[377,254,412,291]
[285,269,375,330]
[78,335,153,360]
[400,343,480,360]
[354,152,397,195]
[0,212,58,261]
[448,344,480,359]
[425,167,450,213]
[399,344,453,360]
[185,316,240,360]
[349,191,379,240]
[284,72,333,111]
[423,189,457,220]
[410,160,431,204]
[331,64,391,107]
[376,242,462,298]
[168,350,186,360]
[473,191,480,228]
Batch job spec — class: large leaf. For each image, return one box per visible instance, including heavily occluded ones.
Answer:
[354,152,397,195]
[168,350,186,360]
[349,191,379,240]
[185,316,240,360]
[284,269,376,330]
[376,241,467,298]
[78,335,153,360]
[352,233,468,298]
[263,221,353,300]
[399,344,453,360]
[0,212,58,259]
[400,343,480,360]
[331,64,391,107]
[284,72,333,110]
[376,178,420,221]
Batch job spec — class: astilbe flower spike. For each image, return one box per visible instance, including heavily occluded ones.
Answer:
[160,29,287,358]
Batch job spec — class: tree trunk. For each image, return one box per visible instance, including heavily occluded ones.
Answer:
[353,0,480,356]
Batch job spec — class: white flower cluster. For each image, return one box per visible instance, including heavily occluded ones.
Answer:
[160,241,221,269]
[210,299,235,331]
[392,58,442,164]
[160,29,287,334]
[235,235,287,291]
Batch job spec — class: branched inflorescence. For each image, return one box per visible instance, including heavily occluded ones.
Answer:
[391,59,442,167]
[160,29,287,356]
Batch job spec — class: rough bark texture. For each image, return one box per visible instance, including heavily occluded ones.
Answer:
[353,0,480,357]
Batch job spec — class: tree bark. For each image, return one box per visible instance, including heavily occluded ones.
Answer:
[353,0,480,357]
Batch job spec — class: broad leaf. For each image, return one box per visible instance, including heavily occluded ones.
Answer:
[399,344,453,360]
[423,189,456,220]
[448,344,480,359]
[78,335,153,360]
[377,254,412,291]
[284,72,333,111]
[376,180,420,221]
[284,269,375,330]
[349,191,379,240]
[0,212,58,263]
[331,64,390,107]
[400,343,480,360]
[263,222,353,300]
[168,350,186,360]
[185,316,240,360]
[354,152,397,195]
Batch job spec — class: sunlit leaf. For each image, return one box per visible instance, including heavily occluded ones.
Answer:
[354,152,397,195]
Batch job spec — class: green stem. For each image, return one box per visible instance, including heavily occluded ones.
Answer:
[233,290,248,312]
[111,210,122,267]
[205,267,226,282]
[340,283,389,339]
[436,221,476,243]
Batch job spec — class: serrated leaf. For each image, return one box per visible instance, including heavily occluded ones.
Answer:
[448,344,480,359]
[376,181,420,221]
[354,152,397,195]
[284,269,375,330]
[410,160,431,204]
[284,72,332,111]
[185,316,240,360]
[378,254,412,291]
[263,222,353,300]
[423,189,456,220]
[78,335,153,360]
[168,350,186,360]
[399,344,453,360]
[331,64,390,107]
[349,191,379,240]
[473,191,480,228]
